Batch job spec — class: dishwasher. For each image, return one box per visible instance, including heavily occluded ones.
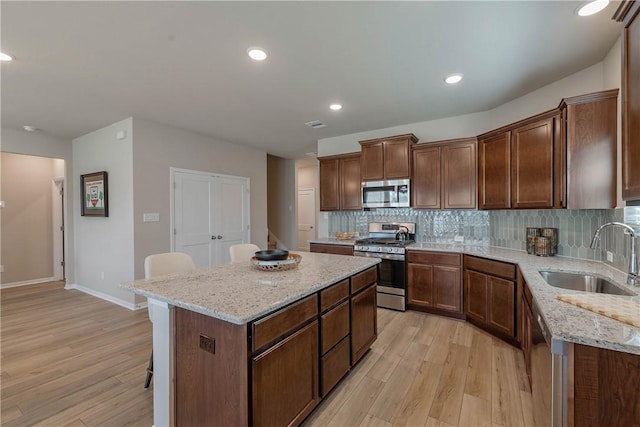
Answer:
[530,299,568,427]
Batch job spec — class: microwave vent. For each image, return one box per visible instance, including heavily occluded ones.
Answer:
[305,120,326,129]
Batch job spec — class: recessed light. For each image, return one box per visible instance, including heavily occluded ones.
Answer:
[247,47,268,61]
[23,125,37,132]
[329,104,342,111]
[444,73,463,84]
[0,52,13,61]
[577,0,609,16]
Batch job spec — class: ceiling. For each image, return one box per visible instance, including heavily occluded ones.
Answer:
[1,1,622,159]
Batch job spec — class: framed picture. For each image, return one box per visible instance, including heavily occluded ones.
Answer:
[81,171,109,217]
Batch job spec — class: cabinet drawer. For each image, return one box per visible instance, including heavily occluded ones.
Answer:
[407,251,461,266]
[351,266,377,294]
[321,336,350,397]
[310,243,354,256]
[321,300,350,354]
[320,279,349,312]
[464,255,515,280]
[252,295,318,352]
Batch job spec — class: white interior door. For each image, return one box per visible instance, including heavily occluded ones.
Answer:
[297,188,316,251]
[213,176,250,264]
[173,169,250,267]
[174,171,215,268]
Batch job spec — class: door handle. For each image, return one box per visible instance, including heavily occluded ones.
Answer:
[211,236,217,240]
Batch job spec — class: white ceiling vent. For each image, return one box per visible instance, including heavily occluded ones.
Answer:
[305,120,326,129]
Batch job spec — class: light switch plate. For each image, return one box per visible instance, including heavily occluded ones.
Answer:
[606,251,614,262]
[454,236,464,243]
[143,213,160,222]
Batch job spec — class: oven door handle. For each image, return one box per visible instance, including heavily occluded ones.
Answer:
[353,251,405,261]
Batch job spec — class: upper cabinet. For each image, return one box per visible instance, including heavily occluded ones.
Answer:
[359,134,417,181]
[478,89,617,210]
[413,138,477,209]
[615,1,640,201]
[559,89,618,209]
[319,153,361,211]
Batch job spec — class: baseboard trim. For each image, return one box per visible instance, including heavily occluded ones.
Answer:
[64,283,146,311]
[1,276,56,289]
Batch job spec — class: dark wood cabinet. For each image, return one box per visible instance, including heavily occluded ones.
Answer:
[559,90,618,208]
[350,282,377,364]
[616,1,640,201]
[520,270,533,387]
[360,134,417,181]
[412,138,476,209]
[252,321,319,427]
[319,281,350,396]
[463,255,517,344]
[310,243,354,256]
[478,131,511,209]
[319,153,361,211]
[511,117,556,209]
[407,251,462,316]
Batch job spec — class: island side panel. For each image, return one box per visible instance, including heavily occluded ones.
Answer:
[175,307,249,426]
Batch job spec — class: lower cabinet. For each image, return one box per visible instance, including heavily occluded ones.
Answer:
[463,255,517,343]
[407,251,462,316]
[520,275,533,386]
[351,282,377,364]
[310,243,354,256]
[252,321,319,427]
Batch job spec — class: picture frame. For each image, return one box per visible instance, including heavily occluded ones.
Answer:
[81,171,109,217]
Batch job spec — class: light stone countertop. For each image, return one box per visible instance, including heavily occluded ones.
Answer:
[121,252,380,325]
[308,239,640,355]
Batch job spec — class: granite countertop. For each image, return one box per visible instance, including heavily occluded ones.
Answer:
[308,238,640,354]
[409,242,640,355]
[121,252,380,325]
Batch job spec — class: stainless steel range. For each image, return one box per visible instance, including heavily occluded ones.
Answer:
[353,222,415,311]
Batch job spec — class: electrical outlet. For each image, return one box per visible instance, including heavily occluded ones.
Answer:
[606,251,614,262]
[454,236,464,243]
[199,334,215,354]
[0,265,4,273]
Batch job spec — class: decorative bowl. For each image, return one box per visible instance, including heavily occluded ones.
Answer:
[251,253,302,271]
[254,249,290,261]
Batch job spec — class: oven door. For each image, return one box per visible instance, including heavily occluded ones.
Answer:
[354,251,406,311]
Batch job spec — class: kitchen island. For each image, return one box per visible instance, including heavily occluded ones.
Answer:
[121,252,380,427]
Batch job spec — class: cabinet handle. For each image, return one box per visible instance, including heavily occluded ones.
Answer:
[211,236,217,240]
[217,235,223,239]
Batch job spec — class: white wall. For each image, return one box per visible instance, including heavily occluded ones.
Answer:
[1,127,74,283]
[267,155,297,249]
[132,118,268,279]
[72,118,136,308]
[318,61,612,157]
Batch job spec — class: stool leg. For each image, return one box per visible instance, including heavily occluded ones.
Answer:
[144,350,153,389]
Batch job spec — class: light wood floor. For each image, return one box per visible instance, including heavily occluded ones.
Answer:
[1,283,532,426]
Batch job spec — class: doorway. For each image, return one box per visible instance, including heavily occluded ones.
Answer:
[170,168,250,267]
[297,188,316,251]
[52,179,65,280]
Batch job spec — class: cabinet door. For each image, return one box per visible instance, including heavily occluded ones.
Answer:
[442,140,477,209]
[464,270,488,322]
[252,321,319,427]
[412,145,441,209]
[384,139,411,179]
[340,155,362,210]
[350,284,377,364]
[487,276,515,336]
[361,142,384,181]
[622,4,640,200]
[319,158,339,211]
[478,132,511,209]
[511,118,555,208]
[433,265,462,313]
[407,263,434,308]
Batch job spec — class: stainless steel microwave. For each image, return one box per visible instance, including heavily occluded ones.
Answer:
[362,179,410,208]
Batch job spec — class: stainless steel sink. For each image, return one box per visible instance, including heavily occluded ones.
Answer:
[539,271,635,296]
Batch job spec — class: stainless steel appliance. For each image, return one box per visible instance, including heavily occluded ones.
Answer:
[531,299,568,426]
[362,179,410,208]
[353,222,415,311]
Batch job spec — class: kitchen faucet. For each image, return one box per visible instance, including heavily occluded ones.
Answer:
[589,222,639,286]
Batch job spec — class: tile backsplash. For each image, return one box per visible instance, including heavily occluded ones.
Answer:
[328,207,640,274]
